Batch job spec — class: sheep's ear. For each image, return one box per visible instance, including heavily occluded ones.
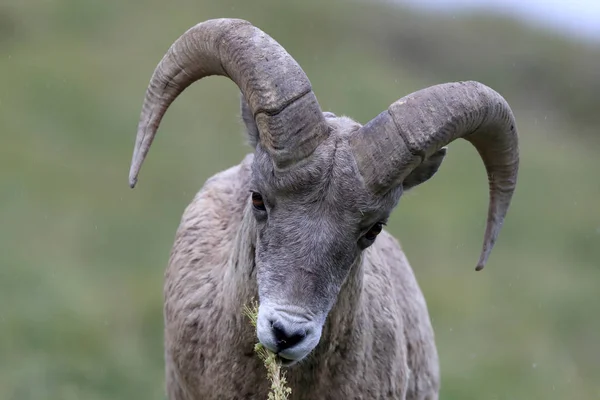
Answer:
[402,147,447,191]
[240,94,260,149]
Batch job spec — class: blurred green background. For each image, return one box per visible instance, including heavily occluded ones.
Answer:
[1,0,599,399]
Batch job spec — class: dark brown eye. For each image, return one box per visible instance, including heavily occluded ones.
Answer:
[365,222,383,241]
[251,192,266,211]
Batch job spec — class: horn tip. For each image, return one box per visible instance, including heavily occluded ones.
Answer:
[476,245,492,271]
[129,175,138,189]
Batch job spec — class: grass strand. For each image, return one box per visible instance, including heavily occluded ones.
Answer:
[243,300,292,400]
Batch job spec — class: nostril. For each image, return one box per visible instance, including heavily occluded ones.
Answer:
[271,320,306,350]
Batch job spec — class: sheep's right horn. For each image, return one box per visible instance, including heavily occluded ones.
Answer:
[129,18,328,188]
[351,81,519,271]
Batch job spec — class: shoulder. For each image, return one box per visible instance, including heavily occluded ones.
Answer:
[168,154,254,268]
[190,153,254,219]
[181,154,253,232]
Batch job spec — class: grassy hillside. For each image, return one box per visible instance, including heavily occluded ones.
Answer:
[1,0,599,399]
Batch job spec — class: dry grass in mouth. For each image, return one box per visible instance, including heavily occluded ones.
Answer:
[243,299,293,400]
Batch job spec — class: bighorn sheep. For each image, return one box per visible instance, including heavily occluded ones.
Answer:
[128,18,519,400]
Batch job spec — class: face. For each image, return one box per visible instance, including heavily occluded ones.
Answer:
[243,108,446,366]
[245,113,396,365]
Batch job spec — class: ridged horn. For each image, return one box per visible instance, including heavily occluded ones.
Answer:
[350,81,519,270]
[129,18,328,188]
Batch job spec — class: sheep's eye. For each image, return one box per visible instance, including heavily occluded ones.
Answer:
[365,222,384,241]
[251,192,266,211]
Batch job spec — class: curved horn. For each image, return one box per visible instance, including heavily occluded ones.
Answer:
[350,81,519,270]
[129,18,327,188]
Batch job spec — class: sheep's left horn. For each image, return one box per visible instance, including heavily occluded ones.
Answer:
[350,81,519,270]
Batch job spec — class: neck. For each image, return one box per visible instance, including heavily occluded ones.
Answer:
[318,254,365,355]
[224,204,259,314]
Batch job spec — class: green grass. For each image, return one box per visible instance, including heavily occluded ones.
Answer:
[1,0,599,399]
